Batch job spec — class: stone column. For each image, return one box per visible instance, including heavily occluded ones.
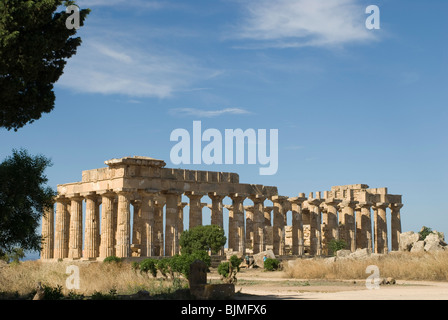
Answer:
[224,204,235,250]
[116,191,132,258]
[164,191,181,257]
[229,194,246,254]
[131,199,142,255]
[54,196,70,259]
[68,195,83,259]
[272,196,288,256]
[244,205,254,251]
[289,194,306,256]
[390,203,403,251]
[307,193,323,256]
[323,195,341,255]
[139,191,157,257]
[154,196,165,256]
[186,192,204,229]
[264,206,273,227]
[373,202,389,254]
[338,201,357,252]
[41,204,55,260]
[356,202,372,251]
[83,193,100,259]
[100,192,116,258]
[250,195,266,254]
[177,202,188,255]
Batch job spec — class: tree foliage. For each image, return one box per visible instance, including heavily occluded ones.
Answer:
[0,149,56,256]
[0,0,90,131]
[179,225,226,255]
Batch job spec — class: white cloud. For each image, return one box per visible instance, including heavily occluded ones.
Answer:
[58,30,215,98]
[233,0,377,49]
[169,108,251,118]
[76,0,165,9]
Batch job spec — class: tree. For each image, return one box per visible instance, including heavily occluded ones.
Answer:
[0,0,90,131]
[179,225,226,255]
[0,149,56,257]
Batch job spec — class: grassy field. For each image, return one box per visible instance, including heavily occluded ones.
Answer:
[1,250,447,299]
[284,251,448,281]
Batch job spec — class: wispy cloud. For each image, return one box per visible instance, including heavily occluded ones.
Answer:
[169,108,251,118]
[58,28,216,98]
[76,0,166,9]
[232,0,377,49]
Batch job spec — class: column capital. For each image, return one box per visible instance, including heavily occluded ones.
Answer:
[114,188,136,196]
[161,189,183,196]
[208,192,226,200]
[249,194,266,203]
[355,201,372,210]
[229,193,246,201]
[306,198,323,206]
[389,203,404,210]
[372,202,389,210]
[288,196,307,205]
[66,193,84,201]
[138,189,159,197]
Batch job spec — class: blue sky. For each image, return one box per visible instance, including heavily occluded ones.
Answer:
[1,0,447,258]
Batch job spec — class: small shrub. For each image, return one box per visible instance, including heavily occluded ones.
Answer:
[131,261,140,272]
[90,288,118,300]
[328,239,347,255]
[264,258,280,271]
[103,256,122,264]
[218,255,241,283]
[42,284,64,300]
[419,226,432,241]
[139,258,158,278]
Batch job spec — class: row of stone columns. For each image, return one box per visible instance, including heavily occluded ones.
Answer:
[41,189,403,260]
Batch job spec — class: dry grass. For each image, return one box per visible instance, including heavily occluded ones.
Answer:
[283,251,448,281]
[0,260,185,297]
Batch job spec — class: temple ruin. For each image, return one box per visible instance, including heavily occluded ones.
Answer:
[40,156,403,260]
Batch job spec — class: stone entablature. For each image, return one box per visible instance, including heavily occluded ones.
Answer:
[40,156,403,261]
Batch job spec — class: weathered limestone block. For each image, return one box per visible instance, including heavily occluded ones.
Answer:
[399,231,419,251]
[349,248,371,260]
[336,249,352,258]
[410,240,425,253]
[253,249,276,268]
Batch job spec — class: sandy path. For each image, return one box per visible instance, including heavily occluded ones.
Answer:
[208,268,448,300]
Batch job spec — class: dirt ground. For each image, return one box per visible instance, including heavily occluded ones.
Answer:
[208,267,448,300]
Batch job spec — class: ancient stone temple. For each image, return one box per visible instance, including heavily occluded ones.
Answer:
[40,156,403,261]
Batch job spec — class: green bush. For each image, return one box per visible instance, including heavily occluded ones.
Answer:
[103,256,122,264]
[139,258,158,278]
[218,255,241,283]
[179,225,226,255]
[419,226,432,240]
[42,284,64,300]
[328,239,347,255]
[218,261,231,278]
[264,258,280,271]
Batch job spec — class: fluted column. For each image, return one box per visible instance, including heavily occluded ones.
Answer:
[390,203,403,251]
[209,193,225,228]
[54,196,70,259]
[229,194,246,253]
[41,203,55,260]
[164,191,181,256]
[252,196,266,254]
[68,195,83,259]
[116,191,132,258]
[289,194,306,255]
[154,196,165,256]
[177,202,187,255]
[138,191,156,257]
[244,205,254,251]
[83,193,100,259]
[323,196,341,255]
[338,201,357,252]
[100,192,116,258]
[307,193,323,256]
[272,195,288,255]
[186,192,204,229]
[132,199,142,255]
[356,202,372,251]
[264,206,273,227]
[373,202,388,254]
